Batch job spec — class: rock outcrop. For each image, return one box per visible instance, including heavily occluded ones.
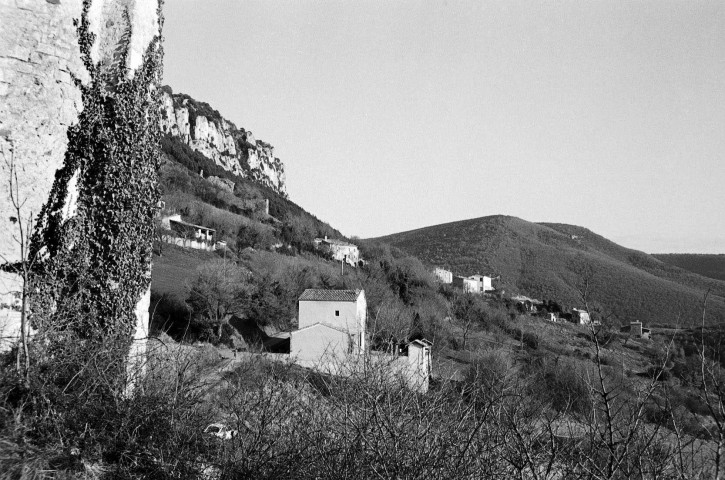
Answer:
[161,90,287,196]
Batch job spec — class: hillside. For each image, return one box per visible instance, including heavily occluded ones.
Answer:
[653,254,725,282]
[371,215,725,326]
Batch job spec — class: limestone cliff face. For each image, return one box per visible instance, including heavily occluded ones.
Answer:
[161,91,287,196]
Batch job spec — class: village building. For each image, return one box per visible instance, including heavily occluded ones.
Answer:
[160,214,216,251]
[620,321,651,340]
[314,236,360,266]
[289,289,432,393]
[434,267,453,284]
[453,274,494,294]
[290,289,367,362]
[401,339,433,392]
[571,308,592,325]
[466,274,494,293]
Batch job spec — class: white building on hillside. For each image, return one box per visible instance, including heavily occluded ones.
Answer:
[467,274,494,293]
[160,214,216,251]
[289,289,433,393]
[404,339,433,392]
[434,267,453,284]
[572,308,591,325]
[458,274,494,294]
[291,289,367,361]
[314,236,360,266]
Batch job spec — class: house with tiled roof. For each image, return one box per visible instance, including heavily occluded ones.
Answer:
[314,236,360,266]
[291,289,367,361]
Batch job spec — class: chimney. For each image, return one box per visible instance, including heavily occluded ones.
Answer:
[324,235,328,241]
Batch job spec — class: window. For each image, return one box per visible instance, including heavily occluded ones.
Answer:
[335,310,339,316]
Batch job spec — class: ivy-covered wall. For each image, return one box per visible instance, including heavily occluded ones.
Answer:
[27,0,163,348]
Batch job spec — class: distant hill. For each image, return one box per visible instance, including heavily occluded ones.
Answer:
[371,215,725,326]
[653,254,725,282]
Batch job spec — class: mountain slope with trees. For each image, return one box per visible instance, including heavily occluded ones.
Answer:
[371,215,725,326]
[653,254,725,282]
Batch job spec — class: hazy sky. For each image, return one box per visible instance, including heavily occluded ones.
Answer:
[163,1,724,254]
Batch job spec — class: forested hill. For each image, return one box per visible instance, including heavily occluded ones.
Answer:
[653,254,725,282]
[371,215,725,326]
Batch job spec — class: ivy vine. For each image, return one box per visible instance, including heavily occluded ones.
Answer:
[30,0,164,343]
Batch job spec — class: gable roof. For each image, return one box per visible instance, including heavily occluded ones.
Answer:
[299,289,362,302]
[292,322,349,334]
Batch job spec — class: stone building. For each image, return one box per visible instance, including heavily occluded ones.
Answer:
[620,321,651,340]
[291,289,367,362]
[466,274,494,293]
[434,267,453,284]
[571,308,592,325]
[314,236,360,266]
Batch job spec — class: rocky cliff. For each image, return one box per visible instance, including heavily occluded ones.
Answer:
[160,89,287,196]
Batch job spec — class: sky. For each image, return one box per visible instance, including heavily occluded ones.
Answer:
[162,1,725,254]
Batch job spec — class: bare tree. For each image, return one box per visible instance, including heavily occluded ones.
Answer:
[0,145,40,385]
[186,259,252,340]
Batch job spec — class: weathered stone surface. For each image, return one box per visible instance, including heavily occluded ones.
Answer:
[0,0,85,301]
[0,0,160,356]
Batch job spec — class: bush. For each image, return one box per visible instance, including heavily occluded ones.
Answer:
[522,332,539,350]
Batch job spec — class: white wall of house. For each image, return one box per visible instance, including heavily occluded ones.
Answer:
[572,309,591,325]
[297,291,366,353]
[406,341,432,393]
[162,235,215,252]
[330,244,359,265]
[290,323,351,362]
[467,275,493,293]
[434,268,453,284]
[463,278,478,293]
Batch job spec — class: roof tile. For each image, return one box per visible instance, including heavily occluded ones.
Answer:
[299,289,362,302]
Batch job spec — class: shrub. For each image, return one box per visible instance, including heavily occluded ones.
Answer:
[522,332,539,350]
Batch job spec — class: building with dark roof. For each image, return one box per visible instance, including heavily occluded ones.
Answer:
[291,289,367,361]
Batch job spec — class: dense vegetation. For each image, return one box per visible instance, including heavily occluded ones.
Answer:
[371,215,725,326]
[654,253,725,282]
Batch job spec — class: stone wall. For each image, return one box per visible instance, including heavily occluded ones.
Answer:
[0,0,85,300]
[0,0,160,298]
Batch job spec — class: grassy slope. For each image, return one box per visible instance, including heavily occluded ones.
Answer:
[371,215,725,326]
[653,254,725,282]
[151,244,218,299]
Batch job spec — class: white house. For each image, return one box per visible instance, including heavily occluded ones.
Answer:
[291,289,367,362]
[314,237,360,266]
[572,308,591,325]
[467,275,494,293]
[433,267,453,284]
[462,277,478,293]
[403,339,433,393]
[160,214,216,251]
